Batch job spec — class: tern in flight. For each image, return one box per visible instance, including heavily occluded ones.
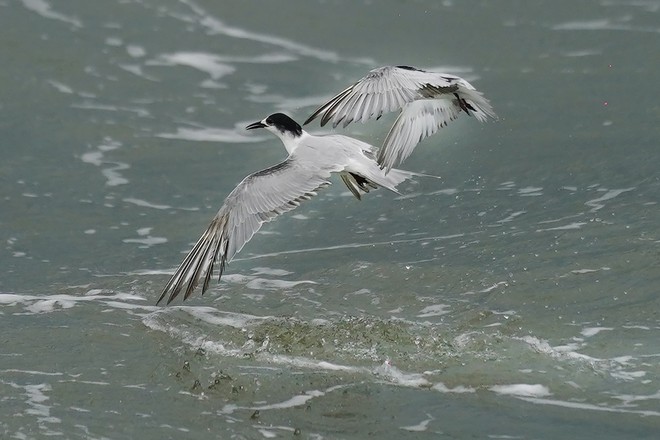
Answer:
[157,113,415,305]
[304,65,496,172]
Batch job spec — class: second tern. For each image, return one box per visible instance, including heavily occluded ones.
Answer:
[304,65,496,172]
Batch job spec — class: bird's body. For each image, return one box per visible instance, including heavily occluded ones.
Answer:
[304,65,496,172]
[157,113,413,305]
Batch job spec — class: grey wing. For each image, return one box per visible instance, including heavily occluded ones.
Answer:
[157,159,332,305]
[304,66,456,129]
[377,100,463,172]
[377,77,497,172]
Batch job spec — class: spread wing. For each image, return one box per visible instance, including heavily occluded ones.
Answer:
[377,99,463,172]
[303,66,461,128]
[157,159,332,305]
[376,83,496,172]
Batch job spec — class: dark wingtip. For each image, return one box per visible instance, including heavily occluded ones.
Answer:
[167,288,180,305]
[396,65,423,72]
[302,115,315,126]
[157,279,177,306]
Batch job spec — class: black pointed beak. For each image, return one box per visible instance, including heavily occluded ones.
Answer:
[246,121,266,130]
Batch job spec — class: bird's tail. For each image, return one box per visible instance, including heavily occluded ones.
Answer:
[455,86,497,122]
[374,167,417,192]
[341,161,417,200]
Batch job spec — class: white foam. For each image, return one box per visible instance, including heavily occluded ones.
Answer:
[610,370,647,381]
[101,301,158,312]
[519,396,660,417]
[536,222,587,232]
[266,355,365,374]
[611,390,660,406]
[179,0,373,64]
[480,282,508,293]
[553,19,614,31]
[126,45,146,58]
[498,181,516,189]
[122,198,172,210]
[0,292,146,315]
[118,64,158,81]
[0,294,28,305]
[1,381,63,432]
[373,360,430,387]
[518,186,543,196]
[417,304,450,318]
[571,267,610,275]
[585,187,635,212]
[561,49,602,57]
[80,151,103,167]
[580,327,614,337]
[219,383,348,415]
[432,382,476,393]
[245,278,316,290]
[25,383,52,414]
[105,37,122,46]
[150,52,235,80]
[253,391,324,411]
[552,18,659,34]
[257,429,278,438]
[123,235,168,247]
[199,79,225,89]
[315,361,359,372]
[79,139,130,187]
[60,380,110,386]
[401,415,434,432]
[537,213,585,224]
[518,335,651,384]
[171,306,270,329]
[490,384,551,398]
[246,93,338,112]
[20,0,82,28]
[1,369,63,377]
[250,267,293,276]
[519,336,596,363]
[47,80,73,94]
[497,210,526,223]
[26,298,76,314]
[428,188,459,196]
[156,126,265,143]
[71,102,150,117]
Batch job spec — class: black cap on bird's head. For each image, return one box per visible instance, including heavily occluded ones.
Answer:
[246,113,303,137]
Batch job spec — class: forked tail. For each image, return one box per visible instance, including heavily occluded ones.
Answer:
[455,87,497,122]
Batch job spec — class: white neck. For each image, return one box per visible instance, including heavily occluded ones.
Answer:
[271,129,308,155]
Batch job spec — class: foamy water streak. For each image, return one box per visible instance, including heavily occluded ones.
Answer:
[79,139,130,187]
[176,0,375,64]
[0,291,151,315]
[19,0,82,28]
[156,126,266,143]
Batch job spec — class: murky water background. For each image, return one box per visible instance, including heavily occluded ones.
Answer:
[2,0,660,438]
